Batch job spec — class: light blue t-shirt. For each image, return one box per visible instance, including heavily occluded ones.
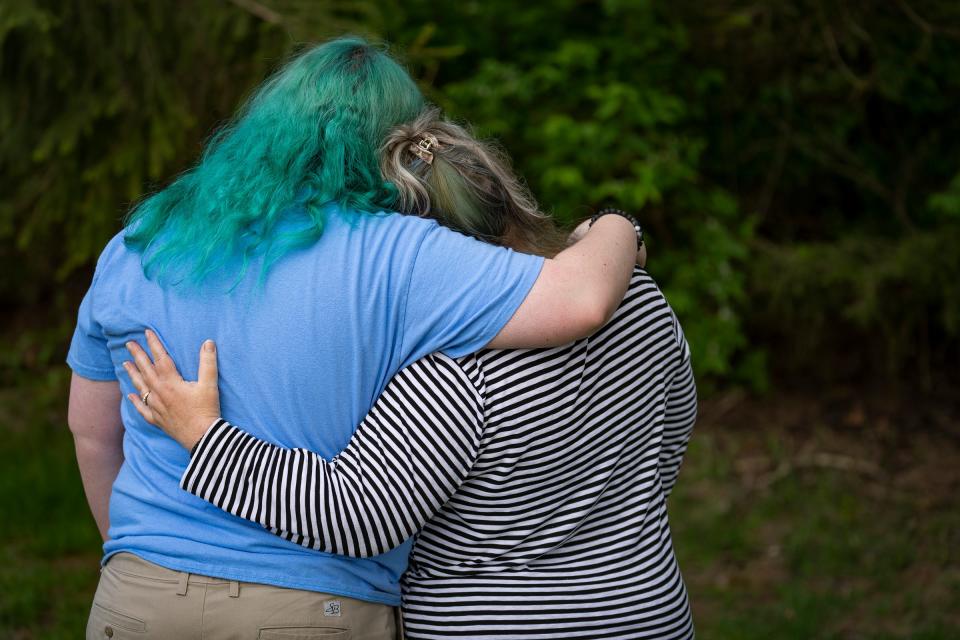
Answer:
[66,206,543,605]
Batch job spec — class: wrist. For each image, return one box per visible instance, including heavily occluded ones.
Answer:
[589,208,644,251]
[186,416,221,455]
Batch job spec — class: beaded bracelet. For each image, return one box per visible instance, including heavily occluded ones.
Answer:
[589,207,644,251]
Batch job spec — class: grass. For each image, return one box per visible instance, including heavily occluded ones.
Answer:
[670,400,960,639]
[1,373,958,638]
[0,370,103,639]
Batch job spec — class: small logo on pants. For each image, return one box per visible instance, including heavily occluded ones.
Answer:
[323,600,342,617]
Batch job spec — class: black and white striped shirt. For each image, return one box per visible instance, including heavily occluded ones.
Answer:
[182,269,698,639]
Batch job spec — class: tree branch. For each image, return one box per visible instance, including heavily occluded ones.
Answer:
[227,0,284,25]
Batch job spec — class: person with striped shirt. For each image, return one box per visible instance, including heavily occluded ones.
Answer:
[123,110,698,639]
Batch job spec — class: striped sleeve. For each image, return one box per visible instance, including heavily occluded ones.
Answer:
[180,353,485,557]
[659,315,697,497]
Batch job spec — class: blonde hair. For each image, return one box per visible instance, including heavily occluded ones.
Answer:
[380,107,567,257]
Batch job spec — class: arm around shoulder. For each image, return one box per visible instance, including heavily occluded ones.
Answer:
[487,214,638,349]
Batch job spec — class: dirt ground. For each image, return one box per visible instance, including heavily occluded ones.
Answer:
[672,385,960,638]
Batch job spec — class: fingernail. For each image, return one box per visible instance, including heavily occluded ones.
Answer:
[204,340,215,353]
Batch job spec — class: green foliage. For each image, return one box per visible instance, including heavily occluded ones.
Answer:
[0,373,101,637]
[388,1,757,382]
[751,225,960,385]
[3,0,960,389]
[394,0,960,388]
[0,0,287,309]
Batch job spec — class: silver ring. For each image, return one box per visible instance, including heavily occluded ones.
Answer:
[141,390,151,406]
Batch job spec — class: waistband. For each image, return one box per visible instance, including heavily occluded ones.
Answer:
[108,552,248,585]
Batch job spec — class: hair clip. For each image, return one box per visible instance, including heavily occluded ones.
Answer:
[409,133,439,165]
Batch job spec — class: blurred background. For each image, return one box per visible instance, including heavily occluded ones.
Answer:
[1,0,958,637]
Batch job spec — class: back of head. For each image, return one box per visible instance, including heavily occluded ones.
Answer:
[125,37,424,284]
[380,108,567,258]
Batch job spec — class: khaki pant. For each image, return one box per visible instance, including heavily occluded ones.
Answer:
[86,552,402,640]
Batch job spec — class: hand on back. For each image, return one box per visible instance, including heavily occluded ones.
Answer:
[123,330,221,451]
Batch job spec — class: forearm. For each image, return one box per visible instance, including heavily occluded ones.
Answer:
[73,435,123,540]
[181,355,483,557]
[181,421,380,555]
[182,415,474,557]
[122,338,482,556]
[555,214,638,313]
[488,215,637,348]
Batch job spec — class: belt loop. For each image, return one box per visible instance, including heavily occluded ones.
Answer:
[229,580,240,598]
[176,571,189,596]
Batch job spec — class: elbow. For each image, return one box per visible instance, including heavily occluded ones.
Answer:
[548,303,607,344]
[572,307,606,340]
[557,262,623,340]
[570,293,616,339]
[70,427,120,455]
[591,295,619,331]
[67,414,93,443]
[68,414,124,451]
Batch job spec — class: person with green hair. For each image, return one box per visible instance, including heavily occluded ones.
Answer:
[122,108,695,640]
[67,37,641,638]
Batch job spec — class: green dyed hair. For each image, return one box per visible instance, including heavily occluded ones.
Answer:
[124,37,424,284]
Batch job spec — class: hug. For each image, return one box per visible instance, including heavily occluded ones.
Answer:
[68,37,696,640]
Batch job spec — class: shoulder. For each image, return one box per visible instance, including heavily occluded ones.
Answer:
[331,208,446,266]
[339,207,441,238]
[397,352,485,412]
[358,208,508,255]
[82,229,137,290]
[616,267,691,361]
[98,229,132,269]
[618,267,672,312]
[404,351,479,390]
[340,207,538,268]
[626,266,663,295]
